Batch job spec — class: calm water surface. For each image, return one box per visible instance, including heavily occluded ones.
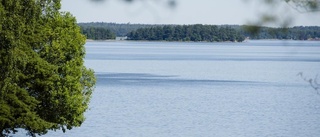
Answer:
[42,41,320,136]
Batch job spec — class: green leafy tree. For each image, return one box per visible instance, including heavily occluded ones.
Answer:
[0,0,96,136]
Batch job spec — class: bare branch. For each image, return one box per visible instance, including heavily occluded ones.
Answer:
[298,72,320,95]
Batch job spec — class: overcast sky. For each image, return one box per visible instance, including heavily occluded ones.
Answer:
[61,0,319,26]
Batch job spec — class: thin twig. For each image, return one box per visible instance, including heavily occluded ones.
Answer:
[298,72,320,95]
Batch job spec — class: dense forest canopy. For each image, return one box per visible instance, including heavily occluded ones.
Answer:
[78,22,320,41]
[126,25,245,42]
[81,26,116,40]
[241,26,320,40]
[78,22,156,37]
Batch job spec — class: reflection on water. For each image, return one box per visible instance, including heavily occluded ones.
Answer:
[96,72,266,86]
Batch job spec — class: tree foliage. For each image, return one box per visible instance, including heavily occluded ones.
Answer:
[127,24,245,42]
[285,0,320,12]
[243,0,320,33]
[78,22,156,37]
[78,22,320,41]
[0,0,96,136]
[126,24,320,41]
[81,26,116,40]
[240,25,320,40]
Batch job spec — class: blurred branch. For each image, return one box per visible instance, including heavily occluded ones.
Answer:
[89,0,176,8]
[298,72,320,94]
[285,0,320,12]
[244,0,319,35]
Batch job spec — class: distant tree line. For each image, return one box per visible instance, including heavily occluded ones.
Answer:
[240,26,320,40]
[79,22,155,37]
[127,24,245,42]
[78,22,320,41]
[81,26,116,40]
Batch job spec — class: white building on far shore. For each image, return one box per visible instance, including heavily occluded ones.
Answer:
[116,36,127,41]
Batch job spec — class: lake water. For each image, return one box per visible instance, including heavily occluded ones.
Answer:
[21,40,320,137]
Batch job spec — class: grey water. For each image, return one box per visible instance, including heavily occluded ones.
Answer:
[27,40,320,136]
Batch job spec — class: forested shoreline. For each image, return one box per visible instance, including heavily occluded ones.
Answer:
[127,25,245,42]
[79,22,320,42]
[81,26,116,40]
